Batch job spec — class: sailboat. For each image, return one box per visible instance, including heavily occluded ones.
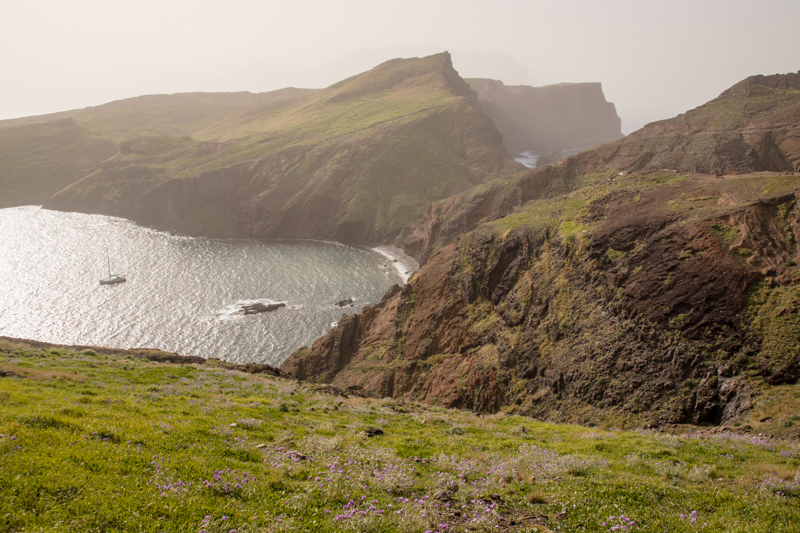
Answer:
[100,251,126,285]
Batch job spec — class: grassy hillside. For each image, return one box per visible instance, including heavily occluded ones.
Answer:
[0,90,314,143]
[47,53,519,243]
[0,90,314,208]
[0,119,117,208]
[1,338,798,532]
[585,73,800,175]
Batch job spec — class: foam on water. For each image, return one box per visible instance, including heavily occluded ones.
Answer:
[514,151,539,168]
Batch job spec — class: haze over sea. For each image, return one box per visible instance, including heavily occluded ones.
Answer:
[0,206,405,365]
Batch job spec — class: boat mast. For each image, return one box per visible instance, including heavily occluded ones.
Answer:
[107,250,112,278]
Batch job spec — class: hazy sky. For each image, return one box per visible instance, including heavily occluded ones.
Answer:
[2,0,798,133]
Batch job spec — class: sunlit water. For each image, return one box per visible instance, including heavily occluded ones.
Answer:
[0,206,404,365]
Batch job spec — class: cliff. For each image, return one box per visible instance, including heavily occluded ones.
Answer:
[466,78,623,155]
[45,53,519,243]
[282,73,800,427]
[282,170,800,427]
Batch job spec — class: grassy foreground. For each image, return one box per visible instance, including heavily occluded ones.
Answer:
[1,339,798,533]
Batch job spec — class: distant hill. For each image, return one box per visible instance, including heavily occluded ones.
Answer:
[0,89,313,207]
[1,55,625,234]
[0,118,117,208]
[282,72,800,427]
[46,53,519,242]
[466,78,623,155]
[0,90,314,142]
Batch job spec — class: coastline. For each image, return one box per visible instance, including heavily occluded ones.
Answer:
[372,245,419,284]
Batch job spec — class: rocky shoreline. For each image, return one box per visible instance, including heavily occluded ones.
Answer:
[372,245,419,283]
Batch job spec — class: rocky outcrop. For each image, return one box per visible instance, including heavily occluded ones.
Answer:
[282,169,800,427]
[588,72,800,175]
[466,78,623,155]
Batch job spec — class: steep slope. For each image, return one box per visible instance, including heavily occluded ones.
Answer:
[282,171,800,427]
[587,72,800,175]
[0,118,118,208]
[395,72,800,264]
[47,53,519,243]
[0,90,312,207]
[282,73,800,427]
[466,79,623,155]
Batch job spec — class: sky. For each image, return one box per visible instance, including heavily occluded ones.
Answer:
[2,0,798,133]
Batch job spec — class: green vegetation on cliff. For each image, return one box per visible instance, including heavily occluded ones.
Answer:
[0,119,118,208]
[2,338,799,532]
[0,90,313,143]
[284,167,800,432]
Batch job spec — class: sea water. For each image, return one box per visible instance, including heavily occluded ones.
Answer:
[0,206,407,365]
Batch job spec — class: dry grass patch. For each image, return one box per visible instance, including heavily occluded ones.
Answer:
[0,363,87,382]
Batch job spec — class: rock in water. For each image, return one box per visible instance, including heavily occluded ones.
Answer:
[335,299,354,308]
[240,302,286,315]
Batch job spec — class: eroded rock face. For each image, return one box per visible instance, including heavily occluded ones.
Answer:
[283,179,800,427]
[466,78,624,154]
[597,72,800,175]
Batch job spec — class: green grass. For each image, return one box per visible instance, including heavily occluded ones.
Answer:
[746,280,800,379]
[1,340,798,532]
[0,119,118,207]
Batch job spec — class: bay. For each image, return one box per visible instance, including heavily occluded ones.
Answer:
[0,206,406,365]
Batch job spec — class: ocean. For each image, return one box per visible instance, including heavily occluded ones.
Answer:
[0,206,409,365]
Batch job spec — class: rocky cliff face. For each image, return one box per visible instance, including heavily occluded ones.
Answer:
[45,53,518,243]
[282,73,800,427]
[282,171,800,427]
[466,79,623,155]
